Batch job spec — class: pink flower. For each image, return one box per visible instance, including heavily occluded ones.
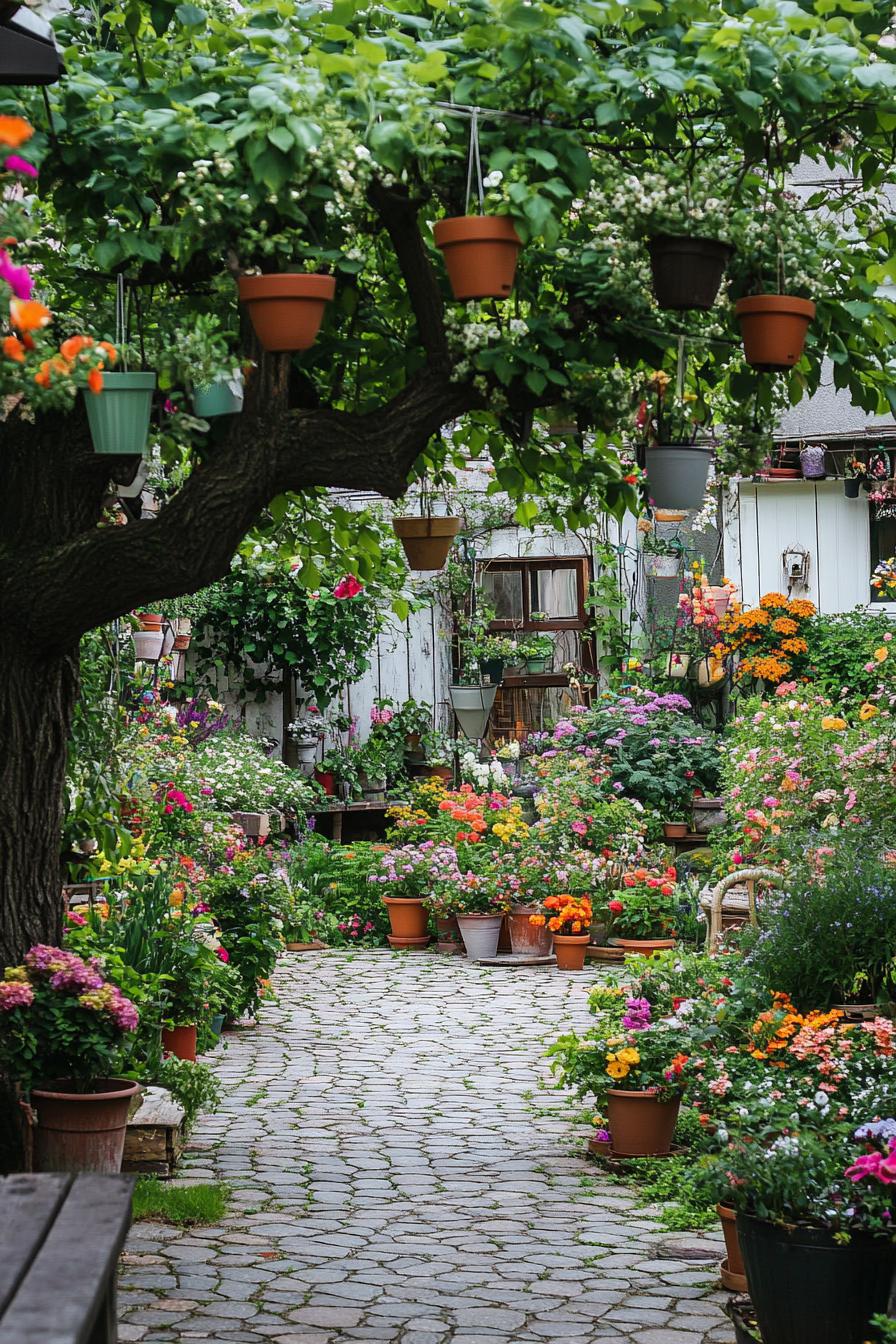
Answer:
[216,946,230,963]
[334,574,363,599]
[0,247,32,300]
[0,981,34,1011]
[731,850,743,865]
[4,155,37,178]
[571,820,587,836]
[66,911,87,927]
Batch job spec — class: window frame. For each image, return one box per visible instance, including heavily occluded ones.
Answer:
[479,557,590,631]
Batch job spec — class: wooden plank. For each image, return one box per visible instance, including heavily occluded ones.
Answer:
[0,1174,71,1317]
[754,482,819,604]
[735,483,761,607]
[0,1174,134,1344]
[814,479,868,613]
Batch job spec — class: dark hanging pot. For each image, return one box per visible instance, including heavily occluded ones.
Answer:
[648,234,732,310]
[734,295,816,371]
[480,658,505,685]
[736,1213,896,1344]
[844,477,861,498]
[392,516,461,570]
[644,444,713,510]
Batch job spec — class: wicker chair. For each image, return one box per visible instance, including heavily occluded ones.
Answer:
[699,866,785,951]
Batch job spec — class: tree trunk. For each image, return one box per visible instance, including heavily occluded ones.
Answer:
[0,639,78,967]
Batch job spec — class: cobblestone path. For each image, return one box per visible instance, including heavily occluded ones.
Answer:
[119,951,734,1344]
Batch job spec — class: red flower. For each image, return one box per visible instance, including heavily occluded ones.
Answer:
[334,574,363,599]
[607,899,624,914]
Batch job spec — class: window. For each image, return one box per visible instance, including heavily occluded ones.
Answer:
[479,557,588,629]
[870,500,896,601]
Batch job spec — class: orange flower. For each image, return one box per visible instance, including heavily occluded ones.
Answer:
[2,334,25,362]
[0,116,34,149]
[60,334,93,361]
[87,367,104,394]
[98,341,118,364]
[772,616,798,635]
[10,298,52,332]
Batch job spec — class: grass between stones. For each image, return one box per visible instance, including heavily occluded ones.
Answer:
[133,1178,231,1226]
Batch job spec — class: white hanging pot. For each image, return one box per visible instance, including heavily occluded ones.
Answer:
[293,738,318,774]
[133,630,164,661]
[664,652,690,679]
[161,624,176,657]
[449,684,498,740]
[645,554,681,579]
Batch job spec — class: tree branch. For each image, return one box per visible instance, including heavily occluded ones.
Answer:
[367,179,449,366]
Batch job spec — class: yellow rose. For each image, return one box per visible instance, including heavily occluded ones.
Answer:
[875,647,888,663]
[860,702,879,721]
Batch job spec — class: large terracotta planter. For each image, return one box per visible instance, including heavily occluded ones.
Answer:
[606,1088,681,1157]
[648,234,732,310]
[736,1212,896,1344]
[162,1024,197,1062]
[433,215,521,300]
[436,915,463,955]
[614,936,677,958]
[31,1078,141,1174]
[717,1202,748,1292]
[238,273,336,352]
[508,908,553,957]
[382,895,430,949]
[456,913,503,960]
[734,294,815,371]
[393,516,461,571]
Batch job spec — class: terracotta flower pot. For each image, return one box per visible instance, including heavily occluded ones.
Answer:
[31,1078,141,1174]
[162,1024,197,1062]
[734,294,815,371]
[705,585,731,618]
[606,1088,681,1157]
[237,273,336,352]
[614,936,677,958]
[508,907,553,957]
[284,939,326,952]
[424,764,454,784]
[662,822,688,839]
[383,895,430,949]
[436,914,463,955]
[392,516,461,571]
[173,634,191,651]
[136,612,163,629]
[433,215,521,300]
[553,933,590,970]
[717,1203,747,1291]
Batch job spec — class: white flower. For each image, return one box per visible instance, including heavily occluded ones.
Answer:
[483,170,503,189]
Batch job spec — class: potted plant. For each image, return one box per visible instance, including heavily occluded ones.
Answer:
[0,945,140,1173]
[86,365,157,456]
[371,843,437,949]
[287,702,329,775]
[433,213,521,301]
[159,313,245,418]
[520,631,555,675]
[604,866,679,956]
[844,455,866,498]
[530,895,592,971]
[237,270,336,352]
[474,634,519,685]
[449,679,498,740]
[419,731,456,784]
[624,164,736,310]
[636,371,713,511]
[728,190,820,370]
[392,508,461,571]
[355,737,392,801]
[642,531,683,579]
[433,859,505,960]
[662,818,688,840]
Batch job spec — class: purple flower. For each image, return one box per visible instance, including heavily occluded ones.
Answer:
[0,981,34,1011]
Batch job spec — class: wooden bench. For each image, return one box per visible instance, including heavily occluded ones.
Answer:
[0,1173,134,1344]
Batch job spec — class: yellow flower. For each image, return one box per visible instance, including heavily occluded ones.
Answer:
[875,646,888,663]
[617,1047,641,1066]
[606,1060,629,1080]
[821,716,847,732]
[860,702,879,721]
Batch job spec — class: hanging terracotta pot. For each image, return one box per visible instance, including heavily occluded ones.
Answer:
[85,371,156,456]
[237,273,336,352]
[433,215,521,300]
[644,444,713,510]
[648,234,732,310]
[553,933,590,971]
[606,1088,681,1156]
[162,1024,197,1062]
[734,295,815,371]
[136,612,163,630]
[393,516,461,570]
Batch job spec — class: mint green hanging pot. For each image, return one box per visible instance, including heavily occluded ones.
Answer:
[85,371,156,456]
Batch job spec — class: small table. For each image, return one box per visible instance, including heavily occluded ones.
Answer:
[310,800,403,843]
[0,1172,134,1343]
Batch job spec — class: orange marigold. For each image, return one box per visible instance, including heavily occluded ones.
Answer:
[759,592,790,609]
[772,616,799,635]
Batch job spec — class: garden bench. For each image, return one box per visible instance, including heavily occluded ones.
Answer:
[0,1172,134,1344]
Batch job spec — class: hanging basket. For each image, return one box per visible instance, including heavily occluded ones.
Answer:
[644,444,713,510]
[433,215,521,300]
[237,273,336,352]
[193,373,244,418]
[392,516,461,570]
[449,683,498,740]
[664,652,691,679]
[734,295,815,371]
[648,234,732,310]
[84,371,156,456]
[644,553,680,579]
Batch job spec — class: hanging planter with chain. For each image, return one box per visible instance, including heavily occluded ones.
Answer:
[433,108,522,301]
[85,277,156,456]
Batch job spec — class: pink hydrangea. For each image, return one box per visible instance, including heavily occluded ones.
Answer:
[0,981,34,1011]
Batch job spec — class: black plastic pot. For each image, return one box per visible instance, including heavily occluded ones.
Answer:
[736,1213,896,1344]
[648,234,733,310]
[480,658,505,685]
[844,477,861,498]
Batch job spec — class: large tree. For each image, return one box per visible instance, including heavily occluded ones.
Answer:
[2,0,896,964]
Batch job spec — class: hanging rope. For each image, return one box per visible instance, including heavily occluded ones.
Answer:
[115,274,129,371]
[464,106,485,216]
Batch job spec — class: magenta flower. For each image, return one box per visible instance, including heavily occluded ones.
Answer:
[4,155,38,178]
[0,247,33,300]
[216,946,230,963]
[334,574,363,599]
[0,981,34,1011]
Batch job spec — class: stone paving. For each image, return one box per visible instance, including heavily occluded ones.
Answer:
[119,950,735,1344]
